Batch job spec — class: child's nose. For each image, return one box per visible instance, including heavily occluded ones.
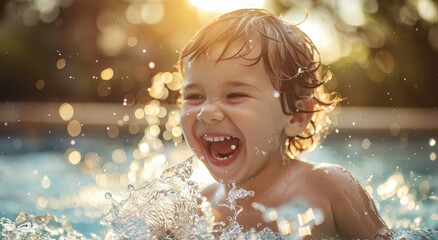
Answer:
[196,103,224,123]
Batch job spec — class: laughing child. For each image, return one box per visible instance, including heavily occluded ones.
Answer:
[178,9,394,239]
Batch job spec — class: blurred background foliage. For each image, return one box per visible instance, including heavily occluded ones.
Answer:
[0,0,437,107]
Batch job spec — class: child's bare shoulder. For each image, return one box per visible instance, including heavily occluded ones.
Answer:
[305,162,360,194]
[311,162,354,180]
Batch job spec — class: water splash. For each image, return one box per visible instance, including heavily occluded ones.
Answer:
[252,199,324,240]
[0,212,95,240]
[217,182,255,240]
[101,155,215,239]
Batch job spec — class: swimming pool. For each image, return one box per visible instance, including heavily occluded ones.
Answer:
[0,105,437,238]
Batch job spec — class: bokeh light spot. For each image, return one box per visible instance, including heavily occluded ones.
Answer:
[59,103,74,121]
[128,123,140,134]
[68,150,81,165]
[134,108,145,119]
[161,72,173,84]
[98,24,126,56]
[67,120,81,137]
[127,36,138,47]
[172,127,182,137]
[417,0,438,23]
[167,72,184,91]
[37,197,48,209]
[97,81,112,97]
[429,138,436,147]
[36,79,45,90]
[390,122,401,136]
[41,175,51,189]
[430,152,436,161]
[112,149,127,164]
[84,152,100,170]
[139,142,149,153]
[362,138,371,149]
[106,125,119,138]
[96,173,108,187]
[56,58,66,69]
[140,2,164,25]
[101,68,114,80]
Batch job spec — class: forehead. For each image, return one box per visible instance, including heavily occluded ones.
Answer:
[206,38,260,60]
[183,51,274,92]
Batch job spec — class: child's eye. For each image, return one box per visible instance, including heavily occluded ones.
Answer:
[183,94,204,101]
[226,93,249,99]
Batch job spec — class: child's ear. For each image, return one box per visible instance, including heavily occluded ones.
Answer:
[284,112,312,137]
[284,100,313,137]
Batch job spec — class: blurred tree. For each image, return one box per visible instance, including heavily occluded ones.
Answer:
[0,0,437,108]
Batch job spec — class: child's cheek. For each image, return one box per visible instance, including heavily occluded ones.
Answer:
[180,111,199,150]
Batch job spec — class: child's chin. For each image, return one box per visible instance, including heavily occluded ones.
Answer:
[208,166,242,184]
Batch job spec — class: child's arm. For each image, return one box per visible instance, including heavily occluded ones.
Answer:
[326,166,393,239]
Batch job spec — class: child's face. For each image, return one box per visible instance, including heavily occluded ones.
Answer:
[180,45,293,184]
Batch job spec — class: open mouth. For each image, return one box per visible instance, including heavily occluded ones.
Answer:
[202,135,241,166]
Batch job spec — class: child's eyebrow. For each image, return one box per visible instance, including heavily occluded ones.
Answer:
[224,81,262,92]
[181,83,201,91]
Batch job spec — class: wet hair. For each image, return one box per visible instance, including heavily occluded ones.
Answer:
[178,9,340,158]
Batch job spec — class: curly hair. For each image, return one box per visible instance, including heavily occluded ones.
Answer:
[178,9,340,159]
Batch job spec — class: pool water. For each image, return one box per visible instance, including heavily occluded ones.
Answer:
[0,129,437,238]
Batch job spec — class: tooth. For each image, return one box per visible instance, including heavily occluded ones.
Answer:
[220,137,224,141]
[212,152,235,161]
[214,137,220,142]
[226,136,231,140]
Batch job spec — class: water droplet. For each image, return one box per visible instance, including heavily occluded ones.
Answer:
[231,145,236,150]
[70,140,75,145]
[273,91,280,98]
[142,49,146,53]
[365,211,368,215]
[128,184,134,191]
[4,122,8,126]
[105,192,112,200]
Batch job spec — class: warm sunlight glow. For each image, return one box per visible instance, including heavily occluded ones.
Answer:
[188,0,265,13]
